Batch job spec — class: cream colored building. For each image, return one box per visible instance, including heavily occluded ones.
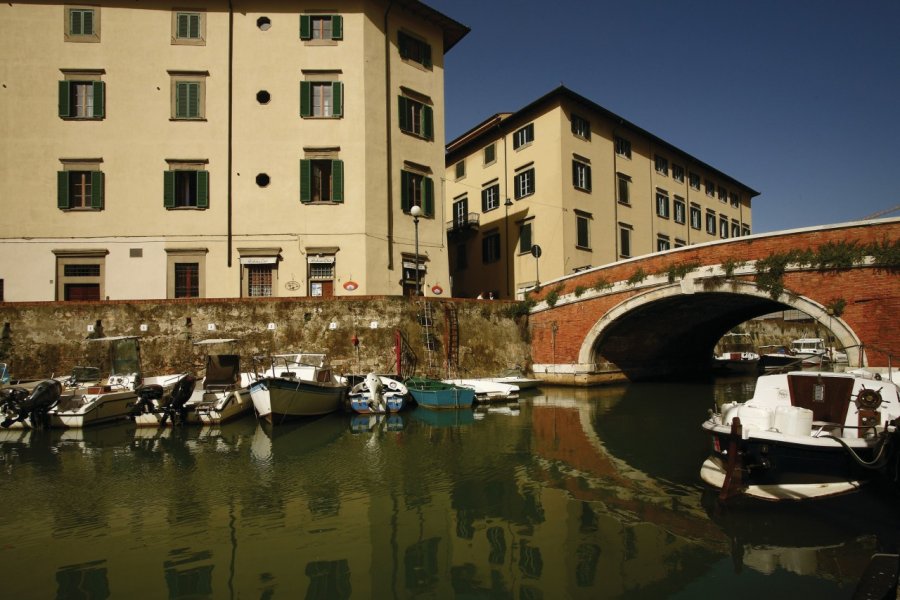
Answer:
[444,86,759,299]
[0,0,467,301]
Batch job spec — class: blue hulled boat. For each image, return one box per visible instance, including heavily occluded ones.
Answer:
[404,377,474,410]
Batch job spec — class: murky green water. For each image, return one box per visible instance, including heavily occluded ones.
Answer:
[1,378,896,599]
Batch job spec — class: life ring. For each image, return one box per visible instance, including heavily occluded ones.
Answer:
[857,387,883,410]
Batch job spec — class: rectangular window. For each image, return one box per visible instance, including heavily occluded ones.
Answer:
[719,215,729,238]
[398,31,432,68]
[301,81,343,118]
[484,143,496,165]
[174,263,199,298]
[571,114,590,139]
[572,160,591,192]
[512,123,534,150]
[170,74,207,120]
[455,160,465,180]
[247,265,274,297]
[576,213,591,249]
[617,173,631,205]
[514,168,535,199]
[173,11,204,44]
[672,164,684,183]
[729,192,740,208]
[674,238,686,248]
[300,15,343,41]
[482,232,500,264]
[59,80,104,119]
[481,183,500,212]
[452,196,468,228]
[657,235,671,252]
[690,204,701,230]
[164,169,209,209]
[397,95,433,139]
[615,136,631,159]
[66,7,99,41]
[58,169,103,210]
[656,190,669,218]
[518,222,533,254]
[706,210,716,235]
[742,224,751,237]
[55,252,105,301]
[731,220,741,238]
[718,186,727,202]
[705,179,715,197]
[689,172,700,190]
[400,170,434,216]
[619,225,632,258]
[654,155,668,176]
[673,196,686,224]
[300,159,344,203]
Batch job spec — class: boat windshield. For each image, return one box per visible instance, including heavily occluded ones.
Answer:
[109,337,141,375]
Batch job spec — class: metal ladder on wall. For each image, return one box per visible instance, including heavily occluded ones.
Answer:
[444,303,460,378]
[418,300,437,371]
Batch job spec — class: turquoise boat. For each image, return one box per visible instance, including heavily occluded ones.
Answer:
[404,377,474,410]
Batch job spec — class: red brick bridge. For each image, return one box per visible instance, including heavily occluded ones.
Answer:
[526,219,900,383]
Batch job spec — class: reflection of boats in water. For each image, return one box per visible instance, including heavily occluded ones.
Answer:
[250,413,348,461]
[702,370,900,501]
[408,406,475,427]
[350,413,405,433]
[473,402,520,419]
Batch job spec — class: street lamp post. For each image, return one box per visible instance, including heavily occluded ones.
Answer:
[410,204,421,296]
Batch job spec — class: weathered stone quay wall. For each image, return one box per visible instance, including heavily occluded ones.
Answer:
[0,297,531,381]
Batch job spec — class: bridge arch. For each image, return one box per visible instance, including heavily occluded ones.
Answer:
[577,279,864,380]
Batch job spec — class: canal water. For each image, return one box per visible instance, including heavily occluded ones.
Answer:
[1,378,897,599]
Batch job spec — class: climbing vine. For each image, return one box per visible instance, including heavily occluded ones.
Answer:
[826,297,847,317]
[574,285,587,298]
[592,277,612,292]
[626,268,648,286]
[661,261,701,283]
[544,285,565,308]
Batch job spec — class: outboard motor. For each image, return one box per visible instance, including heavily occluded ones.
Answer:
[160,374,196,426]
[132,384,165,416]
[0,379,62,429]
[365,372,385,413]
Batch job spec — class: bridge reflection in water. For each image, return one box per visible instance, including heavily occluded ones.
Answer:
[0,379,892,599]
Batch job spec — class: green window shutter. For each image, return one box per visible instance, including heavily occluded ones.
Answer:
[300,15,311,40]
[300,81,311,117]
[398,96,409,132]
[93,81,105,118]
[59,81,71,117]
[332,82,342,117]
[177,13,189,38]
[57,171,70,209]
[423,176,434,217]
[175,82,190,118]
[331,160,344,203]
[70,10,82,35]
[91,171,104,209]
[398,33,408,59]
[196,171,209,208]
[331,15,342,40]
[300,160,311,203]
[189,14,200,38]
[400,171,410,212]
[423,105,433,140]
[187,83,199,118]
[423,43,432,68]
[586,165,592,191]
[163,171,176,208]
[82,10,93,35]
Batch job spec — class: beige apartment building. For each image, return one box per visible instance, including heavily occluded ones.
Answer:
[0,0,467,302]
[444,86,759,299]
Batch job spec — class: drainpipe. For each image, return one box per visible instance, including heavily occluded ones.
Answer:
[612,122,620,260]
[227,0,234,267]
[502,121,510,297]
[384,1,395,270]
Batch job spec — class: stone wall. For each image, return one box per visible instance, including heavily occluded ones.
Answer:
[0,297,532,381]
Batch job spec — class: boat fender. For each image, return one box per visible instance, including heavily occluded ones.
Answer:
[857,387,883,410]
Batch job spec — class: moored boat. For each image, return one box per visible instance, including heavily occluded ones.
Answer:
[790,337,829,366]
[348,373,408,414]
[479,367,543,390]
[757,345,803,372]
[442,378,519,403]
[701,369,900,501]
[711,332,760,375]
[249,353,347,423]
[405,377,475,410]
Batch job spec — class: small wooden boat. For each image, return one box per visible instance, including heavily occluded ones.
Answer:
[405,377,474,410]
[442,378,519,403]
[250,353,347,423]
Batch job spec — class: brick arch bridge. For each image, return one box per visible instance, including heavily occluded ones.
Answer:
[526,219,900,383]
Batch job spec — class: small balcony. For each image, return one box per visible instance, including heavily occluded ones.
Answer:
[446,212,480,236]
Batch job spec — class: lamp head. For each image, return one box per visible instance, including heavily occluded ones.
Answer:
[410,205,422,217]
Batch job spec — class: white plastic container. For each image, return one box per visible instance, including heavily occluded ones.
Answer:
[723,403,773,433]
[774,405,814,437]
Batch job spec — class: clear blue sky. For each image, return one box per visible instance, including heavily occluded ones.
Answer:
[427,0,900,233]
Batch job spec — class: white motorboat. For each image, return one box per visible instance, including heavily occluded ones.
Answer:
[701,369,900,501]
[182,339,254,425]
[478,367,543,390]
[789,338,829,366]
[249,353,347,423]
[442,378,519,402]
[712,332,760,375]
[349,373,408,414]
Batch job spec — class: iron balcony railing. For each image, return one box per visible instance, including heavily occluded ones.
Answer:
[446,212,480,233]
